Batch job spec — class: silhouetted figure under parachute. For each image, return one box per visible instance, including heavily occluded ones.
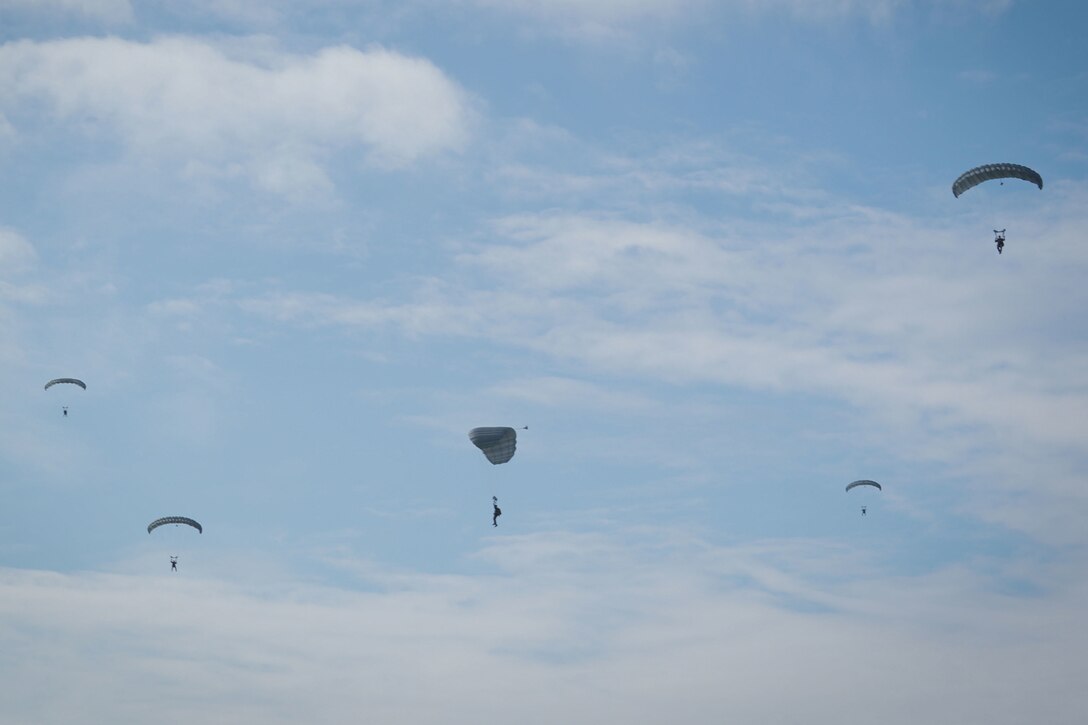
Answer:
[952,163,1042,256]
[470,426,525,528]
[44,378,85,416]
[846,480,881,516]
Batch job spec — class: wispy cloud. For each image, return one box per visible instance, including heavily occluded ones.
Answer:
[488,375,656,412]
[204,171,1088,542]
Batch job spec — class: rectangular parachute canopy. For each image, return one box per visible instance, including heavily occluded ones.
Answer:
[952,163,1043,197]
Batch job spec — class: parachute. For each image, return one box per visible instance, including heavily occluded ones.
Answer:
[147,516,203,534]
[845,480,882,492]
[44,378,86,391]
[952,163,1043,198]
[469,427,518,465]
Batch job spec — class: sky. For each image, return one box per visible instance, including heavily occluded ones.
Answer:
[1,1,1086,722]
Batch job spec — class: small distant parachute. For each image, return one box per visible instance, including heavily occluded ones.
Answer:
[469,427,519,465]
[147,516,203,534]
[952,163,1043,198]
[44,378,86,391]
[845,480,882,492]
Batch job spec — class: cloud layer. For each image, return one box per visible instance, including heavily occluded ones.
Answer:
[1,530,1085,724]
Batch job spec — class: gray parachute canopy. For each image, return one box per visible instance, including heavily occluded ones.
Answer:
[845,480,882,492]
[44,378,86,391]
[469,427,518,465]
[952,163,1043,197]
[147,516,203,534]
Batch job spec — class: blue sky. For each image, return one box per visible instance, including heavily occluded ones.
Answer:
[1,1,1086,722]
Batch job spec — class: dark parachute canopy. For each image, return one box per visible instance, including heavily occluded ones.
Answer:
[952,163,1043,198]
[845,480,882,492]
[469,427,518,465]
[147,516,203,534]
[44,378,86,391]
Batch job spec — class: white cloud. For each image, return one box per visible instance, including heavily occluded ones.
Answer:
[238,289,479,337]
[0,37,474,196]
[1,531,1085,723]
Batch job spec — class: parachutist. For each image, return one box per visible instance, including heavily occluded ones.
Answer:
[492,496,501,527]
[170,556,178,572]
[847,480,880,517]
[45,379,84,417]
[994,229,1005,254]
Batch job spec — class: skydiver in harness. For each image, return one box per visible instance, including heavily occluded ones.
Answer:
[62,406,68,417]
[861,506,867,516]
[994,229,1005,254]
[492,496,501,527]
[170,556,178,572]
